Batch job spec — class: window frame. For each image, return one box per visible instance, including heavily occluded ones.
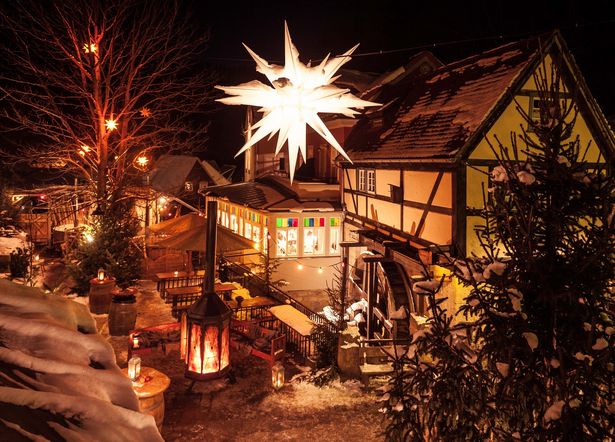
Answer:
[366,169,376,194]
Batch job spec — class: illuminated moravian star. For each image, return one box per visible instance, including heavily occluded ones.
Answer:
[216,22,380,182]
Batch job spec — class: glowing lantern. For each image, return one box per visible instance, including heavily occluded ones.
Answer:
[127,356,141,381]
[271,362,285,390]
[216,22,380,182]
[132,334,140,349]
[97,268,106,281]
[173,270,179,277]
[181,200,232,381]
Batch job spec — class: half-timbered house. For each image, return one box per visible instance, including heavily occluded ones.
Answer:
[339,31,615,340]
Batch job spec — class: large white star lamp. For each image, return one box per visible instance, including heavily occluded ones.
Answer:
[216,22,380,182]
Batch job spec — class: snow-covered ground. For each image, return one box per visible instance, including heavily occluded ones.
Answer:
[0,232,27,255]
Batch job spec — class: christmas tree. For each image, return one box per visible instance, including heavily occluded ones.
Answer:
[382,59,614,441]
[67,204,143,293]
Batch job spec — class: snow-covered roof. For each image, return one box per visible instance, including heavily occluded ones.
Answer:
[206,174,341,212]
[0,280,162,441]
[344,35,545,162]
[150,155,227,195]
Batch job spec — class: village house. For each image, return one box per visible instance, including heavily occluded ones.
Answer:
[339,31,614,340]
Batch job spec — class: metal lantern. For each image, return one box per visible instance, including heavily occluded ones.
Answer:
[97,268,106,281]
[271,362,285,390]
[128,356,141,381]
[181,200,232,381]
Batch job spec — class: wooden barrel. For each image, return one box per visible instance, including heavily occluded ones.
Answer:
[140,391,165,431]
[123,366,170,432]
[108,289,137,336]
[88,278,116,314]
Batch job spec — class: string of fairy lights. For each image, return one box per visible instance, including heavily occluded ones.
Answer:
[206,19,615,65]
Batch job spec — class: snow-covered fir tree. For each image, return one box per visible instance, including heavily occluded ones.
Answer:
[382,58,614,441]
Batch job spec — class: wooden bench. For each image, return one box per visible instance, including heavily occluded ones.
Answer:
[128,322,181,359]
[230,318,286,364]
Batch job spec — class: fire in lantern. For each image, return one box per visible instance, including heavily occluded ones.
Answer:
[97,268,106,281]
[271,362,285,390]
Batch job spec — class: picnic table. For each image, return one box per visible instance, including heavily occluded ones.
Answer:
[269,304,317,359]
[269,305,315,336]
[227,296,279,321]
[166,283,237,318]
[155,270,205,298]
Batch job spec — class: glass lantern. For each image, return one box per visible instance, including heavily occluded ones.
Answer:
[127,356,141,381]
[271,362,285,390]
[97,268,106,281]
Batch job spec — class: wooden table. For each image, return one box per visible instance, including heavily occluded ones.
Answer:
[155,270,205,298]
[123,366,170,431]
[269,305,315,337]
[166,283,238,318]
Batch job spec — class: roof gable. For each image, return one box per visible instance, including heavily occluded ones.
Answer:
[345,36,543,162]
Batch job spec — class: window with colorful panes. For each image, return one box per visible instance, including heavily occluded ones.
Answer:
[275,217,298,256]
[303,217,325,255]
[329,217,341,254]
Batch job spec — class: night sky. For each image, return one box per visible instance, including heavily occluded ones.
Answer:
[195,0,615,169]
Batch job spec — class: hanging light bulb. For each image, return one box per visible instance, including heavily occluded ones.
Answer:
[297,263,303,270]
[105,117,117,131]
[318,267,323,274]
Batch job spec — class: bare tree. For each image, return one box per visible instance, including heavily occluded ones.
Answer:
[0,0,215,210]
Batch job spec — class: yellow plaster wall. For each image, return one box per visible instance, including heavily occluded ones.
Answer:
[469,55,602,163]
[357,195,367,218]
[431,265,472,322]
[404,171,453,208]
[375,169,400,196]
[344,192,356,213]
[465,54,606,257]
[344,168,356,190]
[422,212,452,245]
[403,206,423,236]
[367,198,401,229]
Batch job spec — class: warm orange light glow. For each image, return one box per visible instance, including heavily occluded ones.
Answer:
[318,267,324,274]
[140,107,151,118]
[297,264,303,270]
[187,324,230,375]
[136,156,148,167]
[83,43,97,54]
[105,118,117,131]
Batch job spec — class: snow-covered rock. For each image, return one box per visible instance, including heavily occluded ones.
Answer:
[0,279,162,441]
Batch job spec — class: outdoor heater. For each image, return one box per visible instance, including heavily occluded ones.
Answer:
[180,200,232,381]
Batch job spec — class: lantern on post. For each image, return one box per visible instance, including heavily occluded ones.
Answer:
[128,356,141,381]
[181,200,232,382]
[271,362,285,390]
